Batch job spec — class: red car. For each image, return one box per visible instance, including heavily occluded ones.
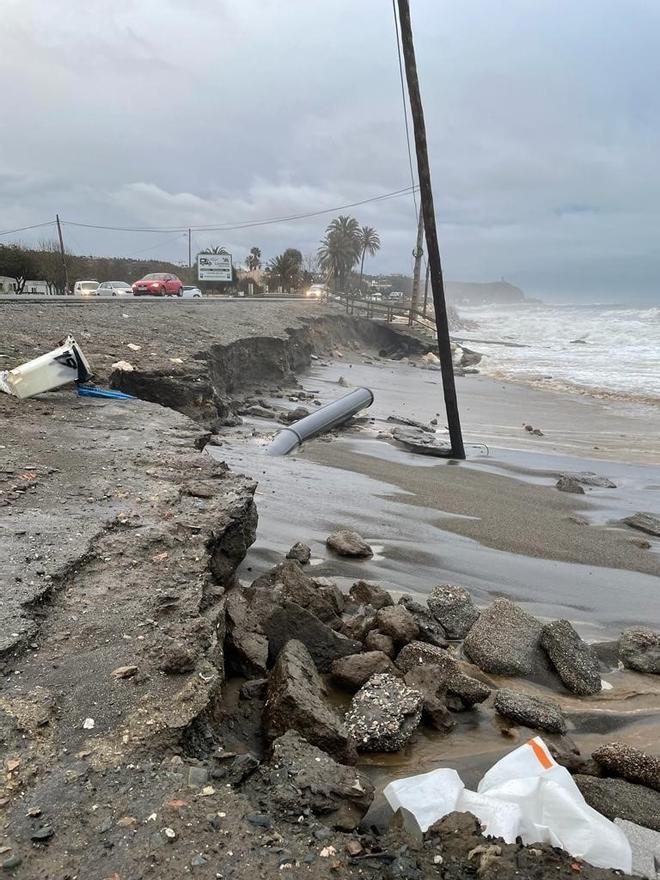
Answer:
[132,273,183,296]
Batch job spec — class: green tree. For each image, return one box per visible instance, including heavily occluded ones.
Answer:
[357,225,381,294]
[267,250,302,292]
[317,215,361,292]
[201,245,230,255]
[246,246,261,271]
[0,244,36,294]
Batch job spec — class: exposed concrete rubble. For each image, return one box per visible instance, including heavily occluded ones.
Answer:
[463,597,544,676]
[619,626,660,674]
[427,583,480,639]
[263,639,356,764]
[344,673,423,752]
[494,688,568,734]
[592,742,660,792]
[541,619,602,695]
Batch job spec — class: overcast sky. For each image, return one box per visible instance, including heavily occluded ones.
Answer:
[1,0,659,302]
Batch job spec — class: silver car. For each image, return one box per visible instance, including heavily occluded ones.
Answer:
[97,281,133,297]
[180,286,203,298]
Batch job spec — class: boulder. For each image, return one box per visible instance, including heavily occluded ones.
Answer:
[427,585,479,639]
[350,580,393,610]
[622,512,660,537]
[224,589,269,677]
[286,542,312,564]
[252,560,340,627]
[494,688,567,734]
[279,406,309,424]
[265,731,374,830]
[375,605,419,646]
[541,619,602,695]
[575,775,660,832]
[263,601,361,673]
[559,472,617,489]
[395,642,490,709]
[556,476,585,494]
[326,529,373,558]
[345,673,423,752]
[364,630,396,658]
[463,598,543,676]
[341,607,377,642]
[398,596,448,648]
[403,666,455,733]
[619,627,660,674]
[331,651,398,692]
[592,743,660,792]
[263,640,355,764]
[312,577,345,614]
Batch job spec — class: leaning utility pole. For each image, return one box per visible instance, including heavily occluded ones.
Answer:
[55,214,69,295]
[396,0,465,458]
[409,203,424,325]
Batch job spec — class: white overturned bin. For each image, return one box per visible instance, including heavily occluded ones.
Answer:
[5,335,93,399]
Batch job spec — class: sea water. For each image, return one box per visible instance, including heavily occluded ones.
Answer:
[457,302,659,404]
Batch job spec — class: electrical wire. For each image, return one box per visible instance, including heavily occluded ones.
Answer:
[60,184,418,234]
[0,220,56,238]
[392,0,418,217]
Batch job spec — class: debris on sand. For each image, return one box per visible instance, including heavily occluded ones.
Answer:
[390,426,452,456]
[286,541,312,564]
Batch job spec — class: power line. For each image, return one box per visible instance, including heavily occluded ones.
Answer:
[392,0,418,216]
[60,184,418,234]
[0,220,56,238]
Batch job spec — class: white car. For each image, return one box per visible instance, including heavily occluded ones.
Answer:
[74,280,99,296]
[180,286,202,298]
[305,284,326,298]
[97,281,132,297]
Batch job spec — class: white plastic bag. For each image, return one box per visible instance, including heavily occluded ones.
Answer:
[383,737,632,873]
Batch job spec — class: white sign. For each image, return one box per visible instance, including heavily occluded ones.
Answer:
[197,252,232,282]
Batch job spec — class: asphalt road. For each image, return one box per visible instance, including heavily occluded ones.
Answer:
[0,294,316,304]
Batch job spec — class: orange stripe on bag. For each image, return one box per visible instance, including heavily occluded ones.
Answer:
[528,738,552,769]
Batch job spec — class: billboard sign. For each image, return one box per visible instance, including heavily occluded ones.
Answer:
[197,252,232,282]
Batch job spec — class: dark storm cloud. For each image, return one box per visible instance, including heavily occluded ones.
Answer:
[1,0,659,299]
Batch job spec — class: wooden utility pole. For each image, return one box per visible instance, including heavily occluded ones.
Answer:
[396,0,465,458]
[188,228,192,268]
[409,203,424,324]
[55,214,69,295]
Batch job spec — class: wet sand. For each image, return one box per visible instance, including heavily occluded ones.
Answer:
[215,357,660,783]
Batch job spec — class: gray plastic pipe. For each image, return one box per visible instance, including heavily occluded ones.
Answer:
[267,386,374,455]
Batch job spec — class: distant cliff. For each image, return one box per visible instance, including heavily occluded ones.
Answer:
[446,280,525,305]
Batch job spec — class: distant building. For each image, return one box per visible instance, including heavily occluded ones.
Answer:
[0,277,52,294]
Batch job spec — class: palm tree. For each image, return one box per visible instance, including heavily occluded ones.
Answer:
[317,215,361,293]
[246,246,261,271]
[267,251,301,292]
[202,246,230,255]
[357,225,381,294]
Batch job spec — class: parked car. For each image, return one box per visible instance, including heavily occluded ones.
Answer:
[74,280,99,296]
[179,285,202,298]
[305,283,326,299]
[97,281,132,297]
[132,273,183,296]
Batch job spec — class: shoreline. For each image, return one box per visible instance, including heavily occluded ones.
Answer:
[1,301,658,877]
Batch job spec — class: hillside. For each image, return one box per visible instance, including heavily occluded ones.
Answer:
[445,280,526,305]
